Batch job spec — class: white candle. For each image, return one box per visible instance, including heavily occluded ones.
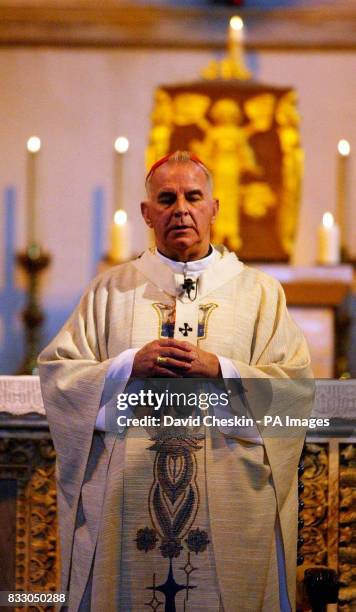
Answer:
[109,209,131,262]
[229,15,244,46]
[227,15,251,80]
[26,135,41,245]
[336,139,351,253]
[113,136,129,214]
[317,212,340,265]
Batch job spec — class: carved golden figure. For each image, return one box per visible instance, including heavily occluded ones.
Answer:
[173,93,211,130]
[190,98,262,250]
[241,182,276,218]
[146,90,174,171]
[275,91,303,256]
[244,93,276,135]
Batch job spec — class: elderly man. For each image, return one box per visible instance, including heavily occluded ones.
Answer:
[39,151,313,612]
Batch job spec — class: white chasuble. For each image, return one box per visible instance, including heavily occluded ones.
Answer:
[38,246,314,612]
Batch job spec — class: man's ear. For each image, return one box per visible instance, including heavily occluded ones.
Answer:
[211,198,219,223]
[141,201,153,227]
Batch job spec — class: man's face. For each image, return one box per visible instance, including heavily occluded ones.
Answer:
[141,161,219,262]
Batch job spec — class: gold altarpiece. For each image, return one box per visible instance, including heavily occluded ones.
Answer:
[146,80,302,262]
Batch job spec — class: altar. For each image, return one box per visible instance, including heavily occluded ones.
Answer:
[0,376,355,611]
[256,264,354,379]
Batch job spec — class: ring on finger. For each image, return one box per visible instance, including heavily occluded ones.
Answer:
[156,355,168,364]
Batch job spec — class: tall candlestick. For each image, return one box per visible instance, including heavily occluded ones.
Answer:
[26,136,41,245]
[113,136,129,215]
[109,209,131,263]
[317,212,340,265]
[336,139,351,256]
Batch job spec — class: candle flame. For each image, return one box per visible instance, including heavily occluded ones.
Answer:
[27,136,41,153]
[337,139,351,157]
[230,16,244,31]
[114,136,130,154]
[114,209,127,225]
[322,212,334,229]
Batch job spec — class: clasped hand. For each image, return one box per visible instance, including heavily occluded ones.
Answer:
[132,338,220,378]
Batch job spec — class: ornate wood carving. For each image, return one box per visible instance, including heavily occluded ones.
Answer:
[299,443,329,566]
[0,438,59,606]
[298,440,356,611]
[339,443,356,611]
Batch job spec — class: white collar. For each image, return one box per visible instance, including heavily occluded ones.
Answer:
[155,246,217,278]
[133,245,243,298]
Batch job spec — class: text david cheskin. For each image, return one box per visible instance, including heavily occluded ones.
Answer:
[115,390,330,429]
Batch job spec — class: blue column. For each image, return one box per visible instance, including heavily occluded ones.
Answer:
[90,186,106,279]
[0,188,24,373]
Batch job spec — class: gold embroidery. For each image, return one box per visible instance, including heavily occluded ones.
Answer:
[198,303,218,341]
[152,302,218,341]
[152,302,176,339]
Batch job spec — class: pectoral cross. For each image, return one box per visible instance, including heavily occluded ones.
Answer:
[179,323,193,337]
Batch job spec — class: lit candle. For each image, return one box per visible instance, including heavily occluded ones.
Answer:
[336,139,351,254]
[109,209,131,263]
[226,16,251,80]
[26,136,41,245]
[229,16,244,61]
[113,136,129,214]
[229,16,244,45]
[317,212,340,265]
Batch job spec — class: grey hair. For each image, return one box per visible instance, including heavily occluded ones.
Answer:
[145,150,213,196]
